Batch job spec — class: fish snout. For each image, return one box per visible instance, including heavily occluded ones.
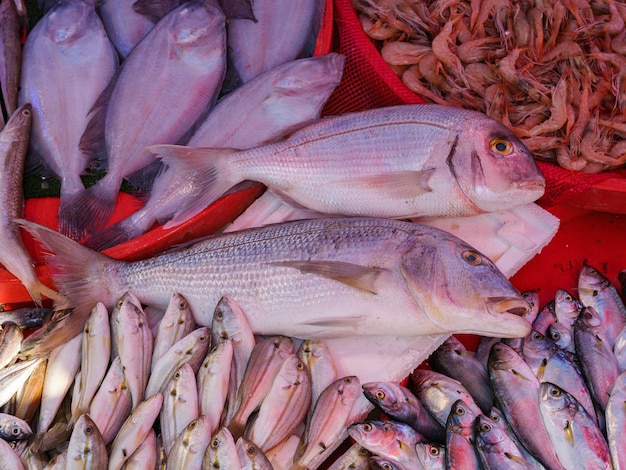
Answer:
[487,297,531,317]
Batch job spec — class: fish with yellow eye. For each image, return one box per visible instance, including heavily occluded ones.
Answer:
[148,103,545,225]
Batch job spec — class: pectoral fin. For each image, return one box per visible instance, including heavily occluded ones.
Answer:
[268,260,387,294]
[344,169,435,198]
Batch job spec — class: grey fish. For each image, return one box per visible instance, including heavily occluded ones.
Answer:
[606,371,626,470]
[18,217,532,385]
[60,0,227,237]
[445,399,481,470]
[150,104,546,226]
[474,413,537,470]
[0,306,51,330]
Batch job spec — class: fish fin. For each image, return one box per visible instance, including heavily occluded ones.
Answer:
[57,181,118,239]
[15,219,122,357]
[148,144,240,229]
[83,217,147,251]
[344,169,435,198]
[267,260,386,294]
[125,160,163,193]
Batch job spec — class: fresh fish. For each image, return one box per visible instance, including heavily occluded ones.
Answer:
[87,356,132,445]
[486,407,544,469]
[151,104,545,226]
[248,354,312,452]
[347,420,423,467]
[521,330,596,421]
[210,296,255,426]
[0,436,24,469]
[539,382,612,470]
[228,0,325,83]
[0,104,63,306]
[71,302,110,424]
[13,358,46,424]
[151,292,196,371]
[546,321,575,355]
[108,392,163,470]
[326,443,371,470]
[415,442,446,469]
[578,264,626,347]
[32,333,81,448]
[293,376,361,470]
[361,381,444,442]
[196,340,233,433]
[202,427,241,470]
[297,339,338,416]
[606,371,626,470]
[87,53,345,249]
[228,335,294,438]
[160,363,199,455]
[122,429,157,469]
[0,413,31,441]
[60,0,227,237]
[0,359,45,410]
[502,289,542,355]
[97,0,155,57]
[0,321,22,370]
[166,415,213,469]
[445,399,481,470]
[0,306,50,330]
[553,289,582,330]
[0,0,21,122]
[18,0,118,238]
[488,342,565,470]
[573,306,620,411]
[532,301,556,336]
[429,335,494,413]
[410,369,482,428]
[18,217,532,384]
[236,437,273,469]
[114,293,153,409]
[66,414,107,469]
[368,456,406,470]
[474,413,537,470]
[144,327,210,399]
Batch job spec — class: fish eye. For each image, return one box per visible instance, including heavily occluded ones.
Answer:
[532,331,543,340]
[179,299,187,310]
[429,445,441,456]
[296,361,305,370]
[455,405,465,415]
[362,423,373,432]
[462,250,482,266]
[381,464,393,470]
[489,138,513,156]
[549,387,561,397]
[11,427,21,435]
[246,445,257,457]
[116,298,124,308]
[374,390,386,400]
[211,438,220,448]
[549,330,561,341]
[480,422,492,432]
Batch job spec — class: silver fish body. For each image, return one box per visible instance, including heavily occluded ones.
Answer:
[151,104,545,223]
[196,339,233,433]
[347,420,423,467]
[606,371,626,470]
[151,292,196,371]
[160,363,199,455]
[19,217,532,385]
[539,382,612,470]
[66,414,108,469]
[0,321,22,370]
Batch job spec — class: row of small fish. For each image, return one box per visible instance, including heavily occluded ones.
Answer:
[348,264,626,469]
[0,291,388,469]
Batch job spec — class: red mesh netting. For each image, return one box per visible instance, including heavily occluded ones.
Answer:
[321,0,626,208]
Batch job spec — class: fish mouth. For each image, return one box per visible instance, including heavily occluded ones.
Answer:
[488,297,531,316]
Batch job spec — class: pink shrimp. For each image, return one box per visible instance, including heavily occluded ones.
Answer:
[527,74,569,136]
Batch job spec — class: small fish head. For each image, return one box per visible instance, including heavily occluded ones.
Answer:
[539,382,573,412]
[44,0,94,44]
[447,399,478,430]
[474,414,506,445]
[171,0,225,47]
[449,120,545,212]
[415,443,445,467]
[401,229,531,338]
[578,264,611,293]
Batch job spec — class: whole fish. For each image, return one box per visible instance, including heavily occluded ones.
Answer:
[297,339,338,415]
[488,342,565,470]
[227,0,324,83]
[578,264,626,347]
[151,104,545,225]
[86,53,345,249]
[160,363,199,455]
[18,217,532,382]
[347,420,423,467]
[60,0,227,237]
[539,382,612,470]
[151,292,196,371]
[202,427,241,470]
[0,104,63,306]
[18,0,118,238]
[196,340,233,433]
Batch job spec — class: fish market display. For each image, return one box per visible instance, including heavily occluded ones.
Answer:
[151,103,546,223]
[59,0,227,238]
[353,0,626,173]
[18,0,119,239]
[17,216,532,373]
[0,105,63,306]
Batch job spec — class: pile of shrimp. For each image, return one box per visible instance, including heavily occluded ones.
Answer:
[352,0,626,173]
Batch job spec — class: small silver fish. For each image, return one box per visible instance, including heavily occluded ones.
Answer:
[0,413,31,441]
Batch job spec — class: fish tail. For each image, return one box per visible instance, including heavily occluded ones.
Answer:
[57,181,118,239]
[83,216,147,251]
[148,144,240,229]
[24,281,67,309]
[16,219,122,358]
